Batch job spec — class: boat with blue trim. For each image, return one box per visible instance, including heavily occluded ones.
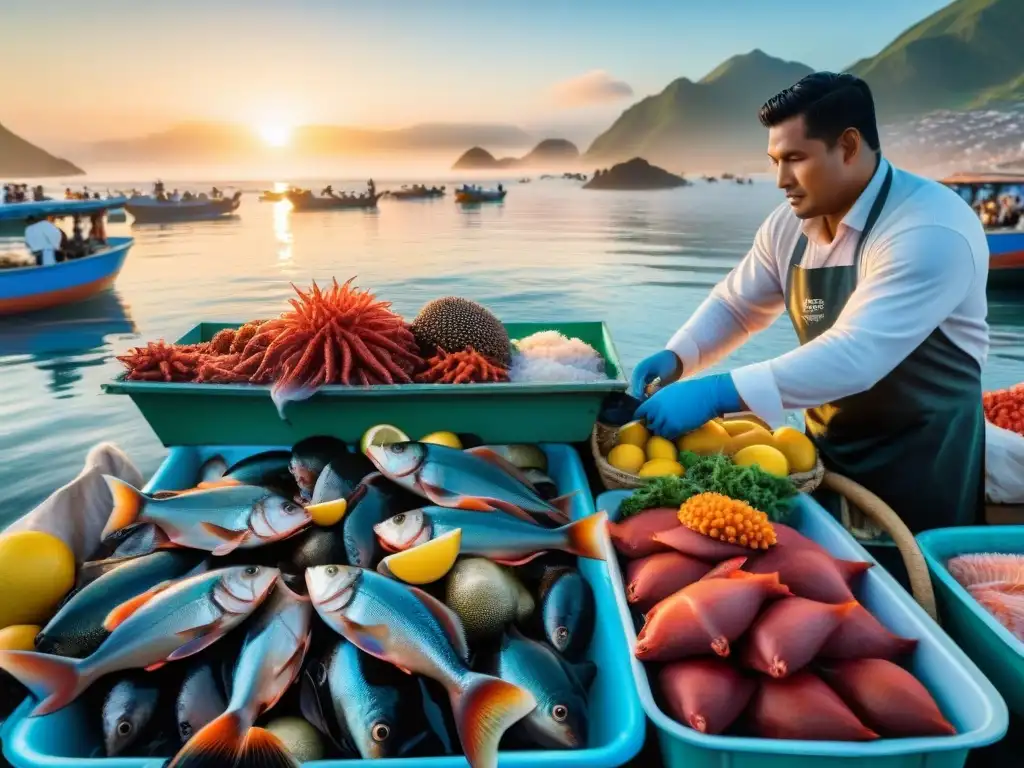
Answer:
[124,190,242,224]
[0,236,133,315]
[455,185,507,203]
[0,197,128,237]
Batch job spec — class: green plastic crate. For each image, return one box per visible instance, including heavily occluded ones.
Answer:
[103,321,627,446]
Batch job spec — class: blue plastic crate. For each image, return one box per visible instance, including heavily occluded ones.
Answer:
[1,445,645,768]
[594,490,1008,768]
[916,526,1024,716]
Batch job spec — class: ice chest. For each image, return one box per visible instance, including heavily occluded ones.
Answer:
[916,526,1024,716]
[101,321,627,447]
[594,490,1008,768]
[1,444,645,768]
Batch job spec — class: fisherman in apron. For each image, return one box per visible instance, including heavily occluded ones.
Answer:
[631,72,990,585]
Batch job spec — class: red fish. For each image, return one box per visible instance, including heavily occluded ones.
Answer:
[742,597,857,678]
[607,508,679,559]
[749,672,879,741]
[745,545,869,604]
[658,658,755,735]
[818,603,918,660]
[651,525,751,563]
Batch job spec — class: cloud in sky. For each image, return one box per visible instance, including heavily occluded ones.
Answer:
[550,70,633,107]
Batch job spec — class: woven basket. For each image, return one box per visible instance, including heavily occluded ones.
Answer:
[591,416,825,494]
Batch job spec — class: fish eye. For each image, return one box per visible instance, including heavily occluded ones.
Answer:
[244,566,260,577]
[117,720,133,736]
[555,626,569,642]
[391,443,406,454]
[552,704,568,723]
[372,722,391,742]
[325,565,339,576]
[393,513,405,525]
[283,502,300,513]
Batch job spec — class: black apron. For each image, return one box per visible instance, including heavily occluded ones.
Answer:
[786,165,986,536]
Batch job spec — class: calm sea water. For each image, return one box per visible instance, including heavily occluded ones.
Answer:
[1,177,1022,527]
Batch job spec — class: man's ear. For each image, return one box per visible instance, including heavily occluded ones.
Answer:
[839,128,861,165]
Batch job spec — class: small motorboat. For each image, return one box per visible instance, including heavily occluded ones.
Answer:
[455,187,507,204]
[124,191,242,224]
[387,186,446,200]
[286,189,384,211]
[0,236,133,315]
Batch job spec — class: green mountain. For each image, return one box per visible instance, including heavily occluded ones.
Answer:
[0,124,84,177]
[848,0,1024,115]
[585,49,812,168]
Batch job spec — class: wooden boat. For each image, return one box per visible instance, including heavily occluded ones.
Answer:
[286,190,384,211]
[387,187,446,200]
[124,191,242,224]
[0,236,133,315]
[455,188,507,204]
[940,172,1024,291]
[0,197,128,237]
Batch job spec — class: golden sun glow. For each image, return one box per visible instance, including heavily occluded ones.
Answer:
[257,122,292,148]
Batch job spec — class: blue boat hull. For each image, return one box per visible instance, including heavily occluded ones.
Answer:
[987,230,1024,291]
[0,237,133,315]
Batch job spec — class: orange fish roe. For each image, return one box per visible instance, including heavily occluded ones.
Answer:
[678,492,777,550]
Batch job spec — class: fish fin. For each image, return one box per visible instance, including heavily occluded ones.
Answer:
[272,636,309,678]
[102,580,174,631]
[236,726,301,768]
[195,478,244,490]
[168,619,227,661]
[548,491,579,521]
[420,480,465,505]
[101,475,148,539]
[450,673,536,768]
[166,710,245,768]
[464,447,538,490]
[409,585,471,663]
[701,556,748,580]
[151,490,186,499]
[0,650,88,717]
[478,496,542,524]
[561,511,608,560]
[339,616,391,658]
[145,661,167,672]
[492,552,549,567]
[200,523,251,555]
[836,558,873,581]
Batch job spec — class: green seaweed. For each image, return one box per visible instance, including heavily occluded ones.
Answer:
[618,451,797,521]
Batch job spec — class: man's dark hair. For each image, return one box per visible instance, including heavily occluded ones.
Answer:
[759,72,880,152]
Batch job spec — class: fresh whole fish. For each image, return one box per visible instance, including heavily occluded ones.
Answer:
[167,582,312,768]
[101,478,311,555]
[536,567,596,661]
[36,550,209,658]
[197,450,297,497]
[444,558,535,640]
[0,565,279,717]
[176,659,228,745]
[366,442,574,525]
[306,564,537,768]
[291,436,350,501]
[309,453,377,506]
[478,627,594,750]
[374,507,607,565]
[102,672,163,756]
[299,637,438,759]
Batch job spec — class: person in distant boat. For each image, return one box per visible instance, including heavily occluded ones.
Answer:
[87,212,107,246]
[24,215,65,266]
[170,189,181,203]
[0,185,7,205]
[322,185,334,198]
[631,72,990,582]
[367,179,376,198]
[211,187,221,199]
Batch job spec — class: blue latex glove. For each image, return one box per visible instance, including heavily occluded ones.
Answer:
[630,350,681,399]
[636,373,743,439]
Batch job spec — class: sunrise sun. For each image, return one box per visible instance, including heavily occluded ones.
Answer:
[257,122,292,148]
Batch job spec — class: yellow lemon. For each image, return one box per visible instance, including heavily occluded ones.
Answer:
[0,531,76,628]
[773,426,818,473]
[378,529,462,585]
[305,497,348,527]
[720,418,763,437]
[419,431,463,450]
[617,421,650,448]
[360,424,410,455]
[607,444,646,474]
[726,424,777,455]
[646,436,678,462]
[733,445,790,477]
[638,459,685,478]
[0,625,41,652]
[677,420,731,455]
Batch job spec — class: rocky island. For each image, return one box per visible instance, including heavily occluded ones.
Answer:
[452,138,580,170]
[583,157,688,190]
[0,124,84,177]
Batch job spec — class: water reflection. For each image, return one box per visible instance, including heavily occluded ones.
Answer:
[272,200,292,262]
[0,290,137,395]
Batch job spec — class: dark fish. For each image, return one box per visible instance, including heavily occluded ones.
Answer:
[36,550,208,658]
[176,659,228,745]
[206,450,297,498]
[478,627,594,750]
[309,453,377,505]
[291,436,349,501]
[102,672,162,756]
[523,469,558,501]
[299,637,439,759]
[536,567,595,661]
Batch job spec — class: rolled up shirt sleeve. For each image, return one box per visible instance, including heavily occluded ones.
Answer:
[666,215,786,375]
[730,224,977,427]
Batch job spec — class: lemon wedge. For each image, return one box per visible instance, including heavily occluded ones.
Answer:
[360,424,410,455]
[377,529,462,585]
[0,625,42,652]
[419,431,463,449]
[305,497,348,527]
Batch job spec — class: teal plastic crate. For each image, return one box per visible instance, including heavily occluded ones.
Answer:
[916,526,1024,716]
[102,321,627,447]
[1,444,645,768]
[594,490,1008,768]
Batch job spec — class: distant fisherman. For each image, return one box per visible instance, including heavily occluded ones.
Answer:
[631,72,989,583]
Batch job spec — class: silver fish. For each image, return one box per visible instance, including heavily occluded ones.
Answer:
[366,442,574,525]
[101,477,311,555]
[176,660,228,744]
[102,672,161,756]
[0,565,279,717]
[306,564,536,768]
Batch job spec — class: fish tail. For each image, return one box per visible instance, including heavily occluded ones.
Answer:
[101,475,147,539]
[236,726,301,768]
[0,650,89,716]
[450,672,536,768]
[561,511,608,560]
[167,711,246,768]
